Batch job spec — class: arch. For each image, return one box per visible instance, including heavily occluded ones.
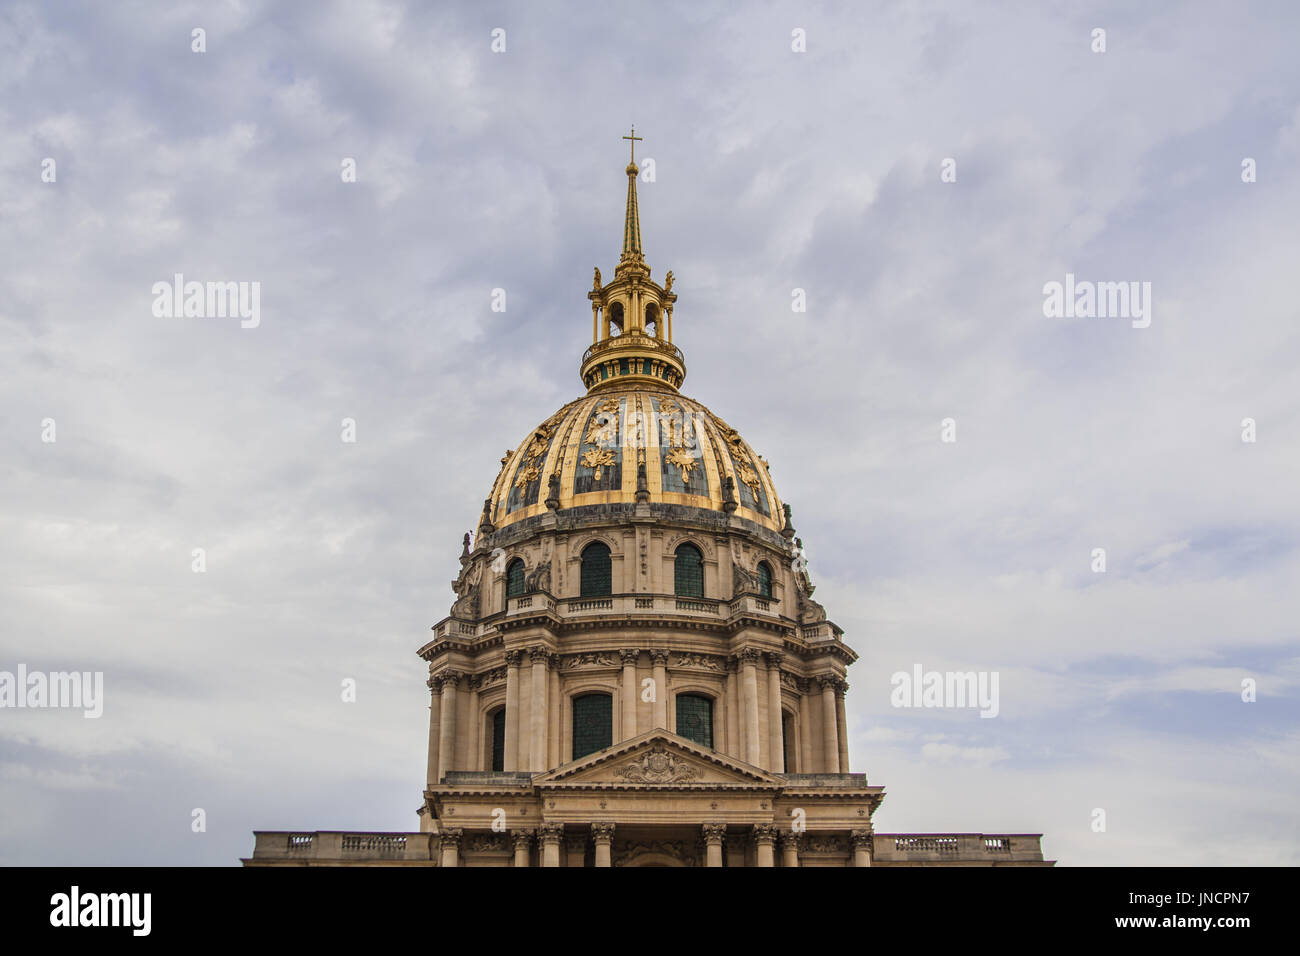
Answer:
[608,302,624,338]
[505,558,525,599]
[757,561,773,599]
[675,692,714,749]
[674,543,704,598]
[580,541,612,597]
[571,692,613,760]
[645,302,659,339]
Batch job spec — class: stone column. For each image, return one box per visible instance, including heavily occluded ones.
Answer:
[779,830,801,868]
[798,681,814,774]
[650,649,668,730]
[540,823,564,867]
[504,651,522,771]
[530,647,549,771]
[437,670,460,782]
[439,827,462,868]
[766,652,785,772]
[511,829,532,868]
[548,655,561,769]
[621,648,640,740]
[851,829,874,867]
[725,657,740,758]
[702,824,727,867]
[836,680,850,773]
[752,823,776,867]
[820,676,839,773]
[467,675,481,771]
[741,649,761,765]
[592,822,615,867]
[426,676,442,786]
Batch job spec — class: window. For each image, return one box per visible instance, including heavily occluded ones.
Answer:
[572,693,612,760]
[645,303,659,338]
[782,711,796,772]
[491,708,506,771]
[609,302,624,337]
[506,558,525,598]
[676,694,713,749]
[674,543,704,598]
[580,542,612,597]
[757,561,772,599]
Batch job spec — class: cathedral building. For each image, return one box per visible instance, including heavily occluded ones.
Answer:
[245,137,1051,868]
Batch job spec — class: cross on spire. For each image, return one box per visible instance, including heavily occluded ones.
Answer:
[623,126,643,164]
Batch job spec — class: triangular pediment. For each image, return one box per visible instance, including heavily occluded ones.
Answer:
[533,731,781,788]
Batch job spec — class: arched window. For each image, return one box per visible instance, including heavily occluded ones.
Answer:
[506,558,525,599]
[490,708,506,772]
[674,543,704,598]
[781,711,797,772]
[676,694,713,749]
[608,302,624,337]
[757,561,773,599]
[572,693,613,760]
[580,542,612,597]
[645,303,659,338]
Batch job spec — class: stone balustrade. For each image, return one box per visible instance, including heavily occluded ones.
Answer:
[872,833,1047,864]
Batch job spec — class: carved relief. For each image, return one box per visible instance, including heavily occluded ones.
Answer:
[467,833,508,853]
[673,652,724,672]
[525,560,551,593]
[565,652,619,669]
[617,746,698,784]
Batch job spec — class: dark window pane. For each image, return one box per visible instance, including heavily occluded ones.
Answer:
[506,559,525,598]
[757,562,772,598]
[581,542,612,597]
[674,544,703,597]
[491,709,506,772]
[676,694,713,749]
[572,693,612,760]
[781,711,795,771]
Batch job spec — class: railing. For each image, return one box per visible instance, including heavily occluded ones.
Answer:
[872,833,1045,863]
[248,831,436,864]
[567,598,614,611]
[675,598,717,613]
[894,836,958,854]
[581,334,684,366]
[287,833,314,853]
[342,834,407,856]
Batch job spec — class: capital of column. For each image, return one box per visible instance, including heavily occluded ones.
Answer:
[440,669,462,689]
[439,827,463,850]
[764,650,784,668]
[548,652,562,670]
[850,828,875,849]
[649,648,669,666]
[701,823,727,846]
[539,822,565,846]
[777,830,803,850]
[510,829,535,851]
[620,648,641,665]
[751,823,776,846]
[591,822,616,844]
[817,674,839,692]
[505,650,523,667]
[467,673,482,692]
[529,646,550,664]
[740,647,761,666]
[427,675,443,693]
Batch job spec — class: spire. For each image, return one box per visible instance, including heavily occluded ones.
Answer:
[619,127,645,273]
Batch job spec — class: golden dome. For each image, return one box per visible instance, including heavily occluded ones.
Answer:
[482,384,786,534]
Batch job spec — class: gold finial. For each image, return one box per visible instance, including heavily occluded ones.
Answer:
[622,126,643,165]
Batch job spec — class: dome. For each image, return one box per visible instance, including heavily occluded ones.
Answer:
[481,383,786,534]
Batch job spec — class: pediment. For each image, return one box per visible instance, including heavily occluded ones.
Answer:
[534,731,780,788]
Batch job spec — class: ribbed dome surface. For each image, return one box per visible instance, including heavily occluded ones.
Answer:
[485,384,783,532]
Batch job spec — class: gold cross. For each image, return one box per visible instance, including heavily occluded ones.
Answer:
[623,126,643,163]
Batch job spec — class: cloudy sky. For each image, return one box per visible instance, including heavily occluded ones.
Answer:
[2,0,1298,866]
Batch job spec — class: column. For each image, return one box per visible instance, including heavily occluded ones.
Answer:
[504,651,522,771]
[741,649,761,765]
[651,649,668,729]
[439,827,462,868]
[511,829,532,868]
[836,680,850,773]
[530,646,548,771]
[592,822,615,867]
[426,676,442,786]
[820,676,839,773]
[799,683,814,774]
[752,824,776,867]
[851,829,874,867]
[540,823,564,867]
[766,652,785,772]
[621,648,640,740]
[548,655,561,769]
[726,657,740,758]
[437,670,460,782]
[702,824,726,867]
[467,675,481,771]
[779,830,801,868]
